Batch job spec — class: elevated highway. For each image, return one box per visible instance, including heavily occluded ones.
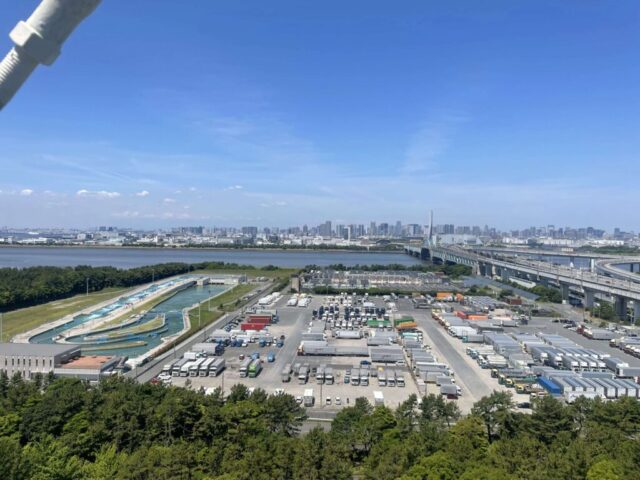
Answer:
[471,246,619,260]
[596,257,640,282]
[404,243,640,322]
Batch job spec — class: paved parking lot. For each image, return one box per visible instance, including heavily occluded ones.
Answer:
[395,299,530,412]
[170,294,420,411]
[169,294,639,416]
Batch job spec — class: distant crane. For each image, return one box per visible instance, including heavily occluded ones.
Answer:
[0,0,101,110]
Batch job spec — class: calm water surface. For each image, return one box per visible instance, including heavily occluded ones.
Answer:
[0,247,423,268]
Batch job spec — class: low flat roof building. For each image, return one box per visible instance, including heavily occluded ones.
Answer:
[0,343,81,379]
[54,354,121,382]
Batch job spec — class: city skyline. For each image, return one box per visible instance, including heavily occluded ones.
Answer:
[1,1,639,229]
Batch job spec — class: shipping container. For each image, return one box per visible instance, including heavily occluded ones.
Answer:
[199,358,215,376]
[298,366,309,384]
[304,389,314,407]
[172,358,189,377]
[378,370,386,387]
[281,363,292,382]
[538,377,562,395]
[209,358,225,376]
[239,358,252,377]
[248,359,262,378]
[325,367,334,385]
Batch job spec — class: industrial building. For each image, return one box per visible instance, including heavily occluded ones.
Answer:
[0,343,80,379]
[302,269,449,292]
[0,343,124,382]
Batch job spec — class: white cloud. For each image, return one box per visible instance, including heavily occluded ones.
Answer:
[19,189,33,196]
[135,190,150,197]
[403,112,469,174]
[224,185,244,191]
[163,197,176,203]
[112,210,140,218]
[76,189,121,198]
[258,199,288,208]
[188,186,197,192]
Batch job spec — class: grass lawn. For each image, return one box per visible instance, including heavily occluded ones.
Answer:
[187,283,256,334]
[193,267,299,280]
[1,287,135,342]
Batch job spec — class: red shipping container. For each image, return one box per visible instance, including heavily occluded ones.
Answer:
[455,311,468,319]
[247,315,272,323]
[247,318,270,325]
[241,322,266,331]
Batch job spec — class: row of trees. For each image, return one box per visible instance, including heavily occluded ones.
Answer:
[0,262,286,312]
[306,263,473,278]
[0,374,638,479]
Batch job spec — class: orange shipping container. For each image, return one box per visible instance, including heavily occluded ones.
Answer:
[467,314,489,321]
[396,322,418,330]
[436,292,453,300]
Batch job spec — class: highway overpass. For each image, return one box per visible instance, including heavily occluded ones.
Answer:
[404,243,640,322]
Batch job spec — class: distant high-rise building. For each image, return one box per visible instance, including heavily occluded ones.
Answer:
[241,226,258,237]
[318,221,332,238]
[369,222,377,236]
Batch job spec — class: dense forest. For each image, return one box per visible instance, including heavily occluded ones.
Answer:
[0,374,638,479]
[0,262,286,312]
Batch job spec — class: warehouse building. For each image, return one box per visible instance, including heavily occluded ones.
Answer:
[0,343,80,379]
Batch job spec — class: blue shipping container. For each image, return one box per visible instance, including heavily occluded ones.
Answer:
[538,377,562,395]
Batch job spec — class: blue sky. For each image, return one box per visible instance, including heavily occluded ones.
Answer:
[0,0,638,230]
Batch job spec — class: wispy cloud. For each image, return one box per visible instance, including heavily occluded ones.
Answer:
[135,190,150,197]
[19,189,33,196]
[163,197,176,203]
[76,189,121,199]
[403,112,469,174]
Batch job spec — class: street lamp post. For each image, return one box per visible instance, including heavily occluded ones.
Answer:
[86,277,89,296]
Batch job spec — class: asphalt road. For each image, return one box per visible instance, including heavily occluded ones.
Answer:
[409,307,494,403]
